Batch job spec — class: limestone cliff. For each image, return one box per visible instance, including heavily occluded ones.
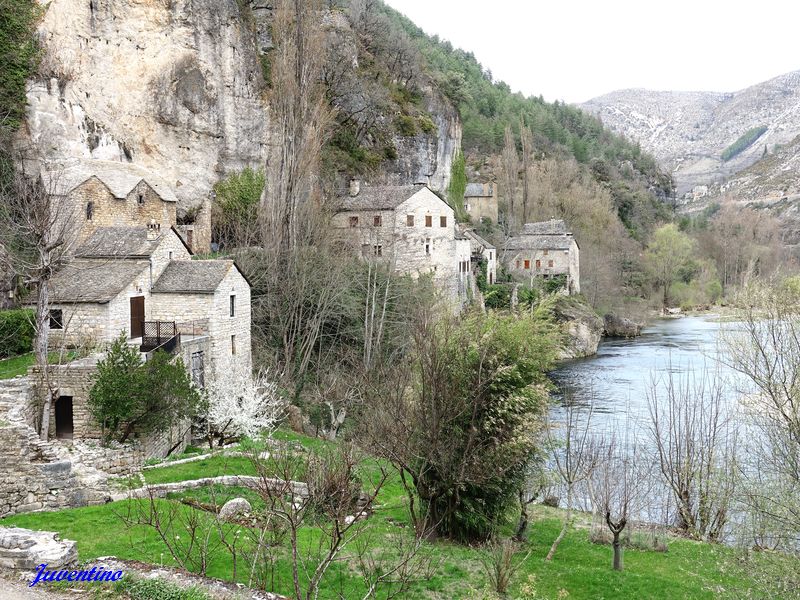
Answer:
[22,0,270,212]
[21,0,462,213]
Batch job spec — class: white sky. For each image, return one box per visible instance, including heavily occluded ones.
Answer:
[385,0,800,103]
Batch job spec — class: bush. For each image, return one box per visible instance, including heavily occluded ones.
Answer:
[0,308,34,358]
[395,114,417,136]
[484,285,511,309]
[417,114,437,135]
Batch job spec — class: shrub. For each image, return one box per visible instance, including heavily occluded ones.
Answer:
[484,285,511,309]
[417,114,437,135]
[395,114,417,137]
[0,308,34,358]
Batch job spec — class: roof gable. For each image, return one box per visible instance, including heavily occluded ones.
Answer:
[43,160,178,203]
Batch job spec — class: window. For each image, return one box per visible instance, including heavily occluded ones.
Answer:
[349,216,359,227]
[464,202,470,211]
[543,249,549,256]
[373,245,383,257]
[524,259,531,270]
[86,201,94,221]
[168,251,173,260]
[440,216,447,228]
[191,351,205,388]
[515,260,520,269]
[230,294,236,317]
[49,309,63,330]
[231,334,236,355]
[548,260,554,268]
[535,260,541,269]
[373,215,382,227]
[425,215,432,227]
[137,193,144,206]
[425,238,431,255]
[407,214,414,226]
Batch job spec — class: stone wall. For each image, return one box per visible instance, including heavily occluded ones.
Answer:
[503,238,581,294]
[464,194,498,224]
[70,177,177,246]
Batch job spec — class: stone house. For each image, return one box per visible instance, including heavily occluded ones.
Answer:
[462,229,497,285]
[503,219,580,295]
[463,182,499,224]
[333,182,471,305]
[44,160,210,253]
[39,224,252,448]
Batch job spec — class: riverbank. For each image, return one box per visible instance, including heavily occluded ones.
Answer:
[2,428,790,599]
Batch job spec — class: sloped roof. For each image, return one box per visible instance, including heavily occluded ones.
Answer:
[521,219,569,235]
[151,260,234,294]
[337,185,442,211]
[76,227,161,258]
[50,260,148,304]
[462,229,495,250]
[464,182,494,197]
[504,236,574,251]
[43,160,178,203]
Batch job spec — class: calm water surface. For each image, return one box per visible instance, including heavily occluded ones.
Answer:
[550,314,748,432]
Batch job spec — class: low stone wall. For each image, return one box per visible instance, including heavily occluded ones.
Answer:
[56,441,145,477]
[112,475,309,502]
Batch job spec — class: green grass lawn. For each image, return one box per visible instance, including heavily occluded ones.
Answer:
[1,429,787,599]
[0,351,80,380]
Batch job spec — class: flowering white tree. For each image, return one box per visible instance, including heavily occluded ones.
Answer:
[205,365,284,446]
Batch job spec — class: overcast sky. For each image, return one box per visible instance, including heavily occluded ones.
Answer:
[384,0,800,104]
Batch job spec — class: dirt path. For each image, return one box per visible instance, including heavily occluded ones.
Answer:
[0,576,88,599]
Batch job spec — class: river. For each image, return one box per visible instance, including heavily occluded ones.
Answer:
[550,313,749,434]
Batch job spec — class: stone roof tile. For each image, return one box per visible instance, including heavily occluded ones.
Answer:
[43,160,178,203]
[50,260,149,303]
[151,260,233,294]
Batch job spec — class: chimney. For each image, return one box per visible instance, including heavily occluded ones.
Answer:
[349,179,360,197]
[146,220,160,240]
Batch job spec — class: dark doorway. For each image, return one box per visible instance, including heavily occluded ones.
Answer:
[130,296,145,338]
[55,396,73,439]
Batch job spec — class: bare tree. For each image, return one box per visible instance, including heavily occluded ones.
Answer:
[545,393,600,561]
[519,121,533,224]
[500,125,519,234]
[646,363,738,541]
[0,158,79,438]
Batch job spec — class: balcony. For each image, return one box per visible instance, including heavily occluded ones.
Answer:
[140,321,181,353]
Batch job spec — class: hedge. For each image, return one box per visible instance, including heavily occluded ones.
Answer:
[0,308,34,358]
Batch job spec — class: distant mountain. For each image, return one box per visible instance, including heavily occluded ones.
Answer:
[582,71,800,195]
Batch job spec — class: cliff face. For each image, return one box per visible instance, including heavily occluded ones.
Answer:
[21,0,462,211]
[582,71,800,195]
[22,0,270,212]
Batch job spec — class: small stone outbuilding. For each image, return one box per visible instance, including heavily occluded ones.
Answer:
[463,182,498,224]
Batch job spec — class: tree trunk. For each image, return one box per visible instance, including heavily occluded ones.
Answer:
[612,532,623,571]
[546,504,571,561]
[35,281,52,440]
[513,489,529,541]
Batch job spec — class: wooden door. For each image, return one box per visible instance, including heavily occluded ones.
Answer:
[130,296,145,338]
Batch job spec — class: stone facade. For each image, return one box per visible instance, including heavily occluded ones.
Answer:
[463,182,499,224]
[503,220,581,295]
[333,185,470,306]
[462,229,497,285]
[64,175,177,247]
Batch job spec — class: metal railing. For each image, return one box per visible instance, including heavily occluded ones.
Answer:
[140,321,179,353]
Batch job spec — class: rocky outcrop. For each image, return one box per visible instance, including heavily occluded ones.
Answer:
[553,297,604,359]
[0,528,77,570]
[21,0,270,212]
[603,313,642,338]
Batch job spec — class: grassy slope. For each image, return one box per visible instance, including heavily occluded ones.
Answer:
[0,430,774,599]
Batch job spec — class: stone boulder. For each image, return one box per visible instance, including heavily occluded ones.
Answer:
[553,296,604,359]
[603,313,643,338]
[218,497,252,521]
[0,527,77,570]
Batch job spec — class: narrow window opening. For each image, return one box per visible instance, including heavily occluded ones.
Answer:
[231,334,236,355]
[406,214,414,226]
[137,193,144,206]
[49,309,63,330]
[86,201,94,221]
[373,215,382,227]
[440,216,447,228]
[349,216,359,227]
[230,294,236,317]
